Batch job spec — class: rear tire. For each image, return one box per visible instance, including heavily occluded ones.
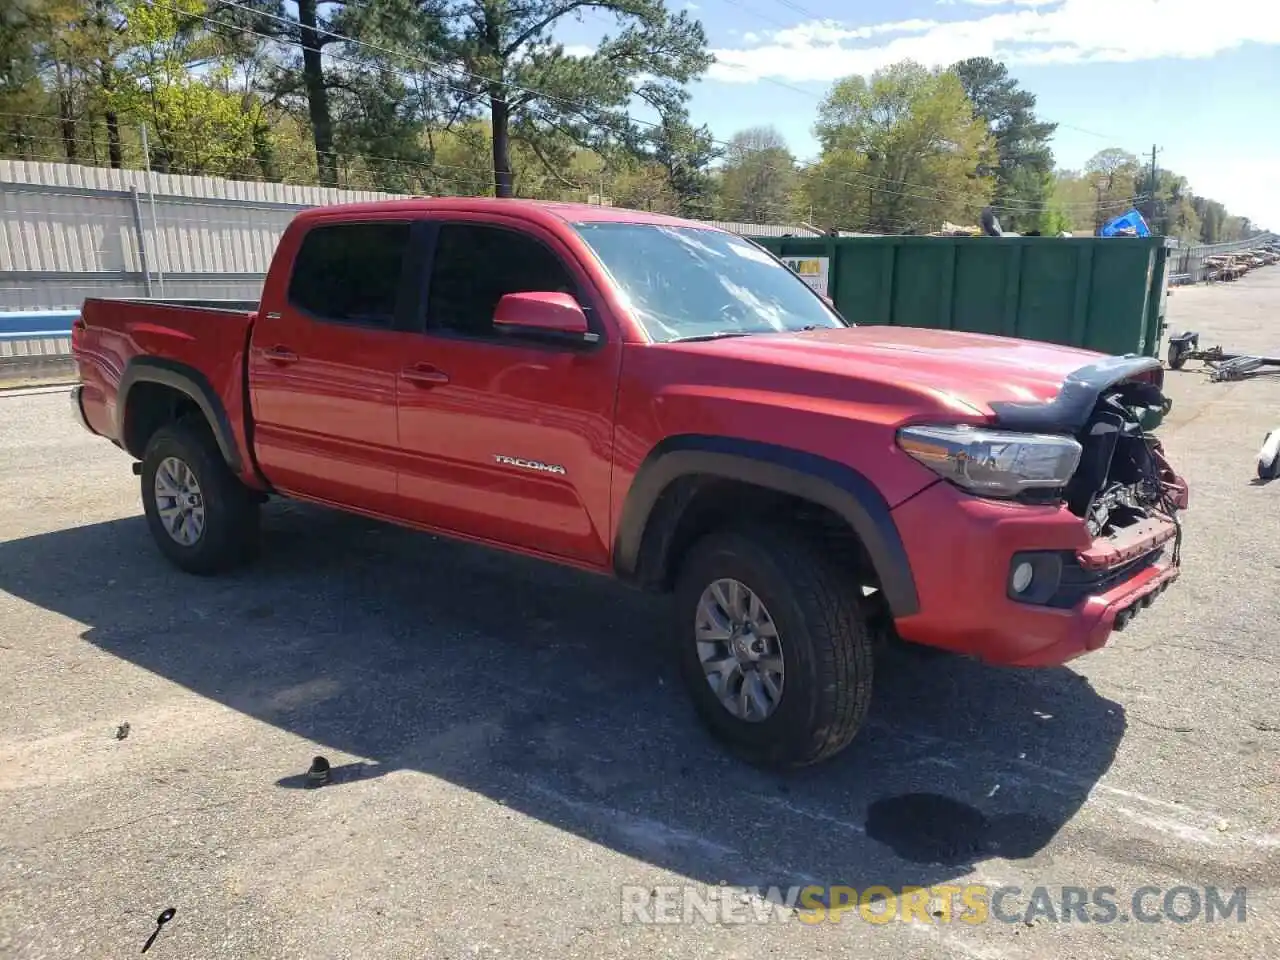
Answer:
[140,417,260,575]
[673,525,874,767]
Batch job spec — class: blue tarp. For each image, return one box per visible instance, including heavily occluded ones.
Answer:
[1099,209,1152,238]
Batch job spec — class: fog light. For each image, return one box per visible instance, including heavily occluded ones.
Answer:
[1011,561,1034,594]
[1007,551,1066,605]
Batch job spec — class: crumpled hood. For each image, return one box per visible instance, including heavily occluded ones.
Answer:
[671,326,1152,421]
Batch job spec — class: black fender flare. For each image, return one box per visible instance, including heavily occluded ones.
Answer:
[117,357,243,473]
[613,435,920,617]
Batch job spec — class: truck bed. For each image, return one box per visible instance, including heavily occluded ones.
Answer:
[74,297,260,468]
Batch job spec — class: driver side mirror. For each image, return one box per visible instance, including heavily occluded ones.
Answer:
[493,291,597,345]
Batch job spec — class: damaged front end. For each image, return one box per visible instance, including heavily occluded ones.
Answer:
[991,354,1187,532]
[991,354,1188,627]
[1064,377,1188,541]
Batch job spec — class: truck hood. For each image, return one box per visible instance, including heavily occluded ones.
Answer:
[671,326,1163,428]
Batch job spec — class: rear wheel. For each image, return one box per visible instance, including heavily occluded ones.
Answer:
[673,525,874,767]
[140,417,260,574]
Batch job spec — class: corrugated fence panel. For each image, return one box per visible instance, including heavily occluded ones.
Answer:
[0,185,137,273]
[0,160,817,311]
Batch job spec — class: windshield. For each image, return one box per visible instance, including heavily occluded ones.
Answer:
[572,222,848,342]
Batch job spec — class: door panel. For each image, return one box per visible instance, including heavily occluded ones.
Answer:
[395,219,621,566]
[249,219,416,514]
[251,321,407,513]
[397,341,619,564]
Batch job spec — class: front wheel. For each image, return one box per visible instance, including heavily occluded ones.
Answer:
[140,417,260,575]
[673,526,874,767]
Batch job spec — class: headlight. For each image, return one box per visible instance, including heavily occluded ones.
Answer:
[897,424,1082,499]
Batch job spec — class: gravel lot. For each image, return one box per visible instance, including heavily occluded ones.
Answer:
[2,271,1278,959]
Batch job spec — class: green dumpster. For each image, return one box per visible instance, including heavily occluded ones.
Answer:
[754,235,1175,359]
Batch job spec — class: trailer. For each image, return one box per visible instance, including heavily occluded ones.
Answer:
[1165,331,1280,382]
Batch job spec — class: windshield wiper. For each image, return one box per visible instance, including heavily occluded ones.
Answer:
[670,330,753,343]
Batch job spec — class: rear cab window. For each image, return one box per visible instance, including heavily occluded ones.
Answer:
[287,221,412,327]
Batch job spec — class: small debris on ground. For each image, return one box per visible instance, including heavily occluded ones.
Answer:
[306,755,331,787]
[114,722,130,741]
[140,907,176,954]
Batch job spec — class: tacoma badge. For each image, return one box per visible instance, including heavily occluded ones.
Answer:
[493,455,567,475]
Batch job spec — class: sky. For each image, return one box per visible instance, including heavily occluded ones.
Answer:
[557,0,1280,230]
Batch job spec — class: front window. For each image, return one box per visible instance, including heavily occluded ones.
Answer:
[572,222,848,342]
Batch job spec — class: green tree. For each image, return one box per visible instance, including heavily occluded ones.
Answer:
[0,0,56,158]
[1044,169,1094,234]
[111,0,258,175]
[717,125,797,223]
[647,108,719,218]
[1149,169,1200,241]
[414,0,711,197]
[1083,148,1140,230]
[805,61,995,233]
[0,0,129,166]
[217,0,362,186]
[952,57,1056,232]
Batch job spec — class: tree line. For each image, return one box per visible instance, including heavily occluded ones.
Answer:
[0,0,1263,241]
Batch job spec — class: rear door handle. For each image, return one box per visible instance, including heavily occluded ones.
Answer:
[401,364,450,387]
[263,345,298,365]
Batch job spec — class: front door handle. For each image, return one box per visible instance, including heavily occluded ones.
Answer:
[263,345,298,365]
[401,364,450,387]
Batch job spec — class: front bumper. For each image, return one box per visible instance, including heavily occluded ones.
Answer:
[890,481,1182,667]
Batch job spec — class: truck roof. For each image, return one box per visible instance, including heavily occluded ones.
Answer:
[292,196,720,232]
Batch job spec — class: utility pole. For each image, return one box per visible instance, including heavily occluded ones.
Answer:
[140,122,165,297]
[1146,144,1161,227]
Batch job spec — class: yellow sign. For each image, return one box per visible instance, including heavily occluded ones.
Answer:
[780,256,830,296]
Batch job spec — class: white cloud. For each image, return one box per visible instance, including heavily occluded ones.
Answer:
[707,0,1280,84]
[947,0,1062,7]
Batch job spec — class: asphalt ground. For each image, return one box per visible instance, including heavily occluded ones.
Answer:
[1,270,1278,959]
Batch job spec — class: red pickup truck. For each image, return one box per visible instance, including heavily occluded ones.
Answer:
[70,198,1188,766]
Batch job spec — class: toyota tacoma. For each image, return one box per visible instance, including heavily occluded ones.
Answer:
[69,198,1189,766]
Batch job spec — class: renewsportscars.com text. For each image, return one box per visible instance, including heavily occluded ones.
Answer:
[620,884,1249,926]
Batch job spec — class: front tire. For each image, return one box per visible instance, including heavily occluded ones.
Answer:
[673,525,874,767]
[140,417,260,575]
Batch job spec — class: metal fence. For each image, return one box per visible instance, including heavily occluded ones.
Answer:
[2,159,1275,313]
[1164,234,1279,284]
[0,160,822,312]
[0,159,406,310]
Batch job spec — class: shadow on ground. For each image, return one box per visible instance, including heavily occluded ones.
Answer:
[0,502,1126,893]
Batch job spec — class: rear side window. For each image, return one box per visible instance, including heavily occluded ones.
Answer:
[287,221,411,326]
